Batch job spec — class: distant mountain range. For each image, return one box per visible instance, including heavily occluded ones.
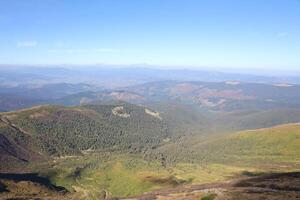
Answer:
[1,66,300,88]
[2,80,300,112]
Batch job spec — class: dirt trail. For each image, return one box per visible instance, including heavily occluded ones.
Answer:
[0,116,32,136]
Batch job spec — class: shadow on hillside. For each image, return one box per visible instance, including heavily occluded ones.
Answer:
[0,181,8,192]
[0,173,68,193]
[235,171,300,192]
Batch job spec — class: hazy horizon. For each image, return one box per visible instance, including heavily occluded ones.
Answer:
[1,63,300,77]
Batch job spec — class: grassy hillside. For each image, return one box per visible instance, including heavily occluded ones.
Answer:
[153,123,300,167]
[202,123,300,164]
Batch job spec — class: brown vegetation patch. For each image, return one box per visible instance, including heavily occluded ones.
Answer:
[197,88,254,100]
[29,110,50,119]
[143,175,185,187]
[171,83,202,94]
[109,91,144,101]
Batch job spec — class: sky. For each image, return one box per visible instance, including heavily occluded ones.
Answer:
[0,0,300,71]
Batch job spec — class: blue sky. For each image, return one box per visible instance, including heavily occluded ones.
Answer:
[0,0,300,70]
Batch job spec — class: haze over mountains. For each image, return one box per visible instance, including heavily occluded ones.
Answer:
[1,66,300,110]
[0,66,300,199]
[1,65,300,87]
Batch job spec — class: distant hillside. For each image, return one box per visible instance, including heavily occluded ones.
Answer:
[0,103,168,171]
[0,83,96,99]
[212,109,300,133]
[53,90,144,106]
[0,94,43,112]
[0,83,98,111]
[2,80,300,113]
[126,81,300,111]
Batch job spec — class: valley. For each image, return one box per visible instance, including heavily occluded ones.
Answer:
[0,85,300,199]
[1,77,300,200]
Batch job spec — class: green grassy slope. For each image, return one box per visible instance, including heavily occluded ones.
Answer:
[204,123,300,164]
[154,123,300,167]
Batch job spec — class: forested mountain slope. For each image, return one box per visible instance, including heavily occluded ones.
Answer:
[2,101,300,171]
[0,103,168,171]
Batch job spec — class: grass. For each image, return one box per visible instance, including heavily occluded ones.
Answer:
[182,123,300,167]
[27,152,300,200]
[33,153,173,199]
[230,124,300,159]
[28,153,251,199]
[201,193,217,200]
[31,153,280,200]
[169,163,250,183]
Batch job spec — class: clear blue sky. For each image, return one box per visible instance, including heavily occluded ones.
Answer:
[0,0,300,70]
